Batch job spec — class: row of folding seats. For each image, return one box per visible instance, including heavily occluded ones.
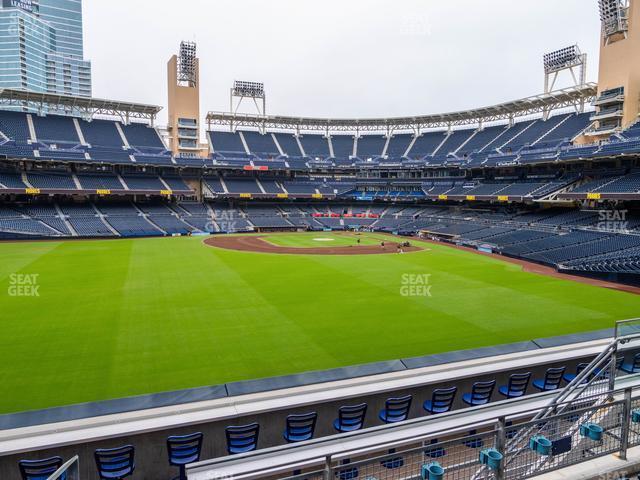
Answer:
[23,358,640,480]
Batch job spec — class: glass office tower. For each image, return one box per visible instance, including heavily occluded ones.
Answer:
[0,0,92,97]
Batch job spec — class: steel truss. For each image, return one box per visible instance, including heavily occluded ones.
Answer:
[206,84,597,134]
[0,88,161,124]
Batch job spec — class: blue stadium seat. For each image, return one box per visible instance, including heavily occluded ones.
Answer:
[462,429,484,449]
[94,445,135,480]
[532,367,566,391]
[378,395,412,423]
[621,353,640,374]
[226,423,260,454]
[498,372,531,398]
[563,363,590,384]
[462,380,496,406]
[283,412,318,443]
[336,459,358,480]
[424,438,446,458]
[333,403,367,433]
[380,448,404,469]
[167,432,204,480]
[18,457,64,480]
[423,387,457,414]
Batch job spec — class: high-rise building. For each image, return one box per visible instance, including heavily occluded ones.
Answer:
[0,0,91,98]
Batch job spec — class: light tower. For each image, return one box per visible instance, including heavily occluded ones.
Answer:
[543,45,587,94]
[542,45,588,117]
[589,0,638,136]
[167,41,205,156]
[230,80,266,116]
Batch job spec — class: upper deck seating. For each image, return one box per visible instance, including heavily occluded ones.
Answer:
[80,119,124,147]
[299,134,330,158]
[273,133,303,156]
[32,115,80,145]
[210,131,246,154]
[357,135,386,158]
[0,111,31,142]
[242,131,279,157]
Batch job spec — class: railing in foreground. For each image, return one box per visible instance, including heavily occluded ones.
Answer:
[187,318,640,480]
[48,456,79,480]
[271,392,634,480]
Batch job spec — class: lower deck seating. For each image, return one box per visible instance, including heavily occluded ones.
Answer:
[105,216,161,236]
[68,217,114,237]
[2,199,640,279]
[77,173,124,190]
[26,172,78,190]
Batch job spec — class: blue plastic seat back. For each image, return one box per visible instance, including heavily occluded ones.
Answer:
[471,380,495,403]
[564,363,590,383]
[285,412,318,442]
[543,367,566,389]
[337,403,367,431]
[507,372,531,395]
[383,395,412,422]
[19,457,64,480]
[431,387,457,412]
[632,353,640,371]
[226,423,260,454]
[94,445,135,479]
[337,459,359,480]
[424,438,446,458]
[575,362,589,376]
[167,432,204,466]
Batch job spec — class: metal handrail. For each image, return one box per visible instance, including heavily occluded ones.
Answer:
[47,455,79,480]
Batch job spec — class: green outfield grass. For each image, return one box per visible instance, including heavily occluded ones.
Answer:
[1,232,639,414]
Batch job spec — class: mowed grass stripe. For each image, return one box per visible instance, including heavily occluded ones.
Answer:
[0,233,639,414]
[0,240,134,413]
[105,237,340,401]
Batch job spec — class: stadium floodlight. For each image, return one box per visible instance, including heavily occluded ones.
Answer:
[233,81,265,99]
[230,80,266,117]
[543,46,582,75]
[543,45,587,113]
[177,41,197,88]
[598,0,629,38]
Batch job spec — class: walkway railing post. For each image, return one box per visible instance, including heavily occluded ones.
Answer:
[496,416,507,480]
[324,455,332,480]
[620,387,632,461]
[608,340,618,397]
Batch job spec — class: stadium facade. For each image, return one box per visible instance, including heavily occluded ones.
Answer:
[0,0,91,99]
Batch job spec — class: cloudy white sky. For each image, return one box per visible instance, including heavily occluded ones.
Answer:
[83,0,601,124]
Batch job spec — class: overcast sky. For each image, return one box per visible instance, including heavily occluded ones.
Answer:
[83,0,602,125]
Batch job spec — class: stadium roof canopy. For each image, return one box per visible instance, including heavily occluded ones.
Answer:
[0,89,162,122]
[207,84,597,133]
